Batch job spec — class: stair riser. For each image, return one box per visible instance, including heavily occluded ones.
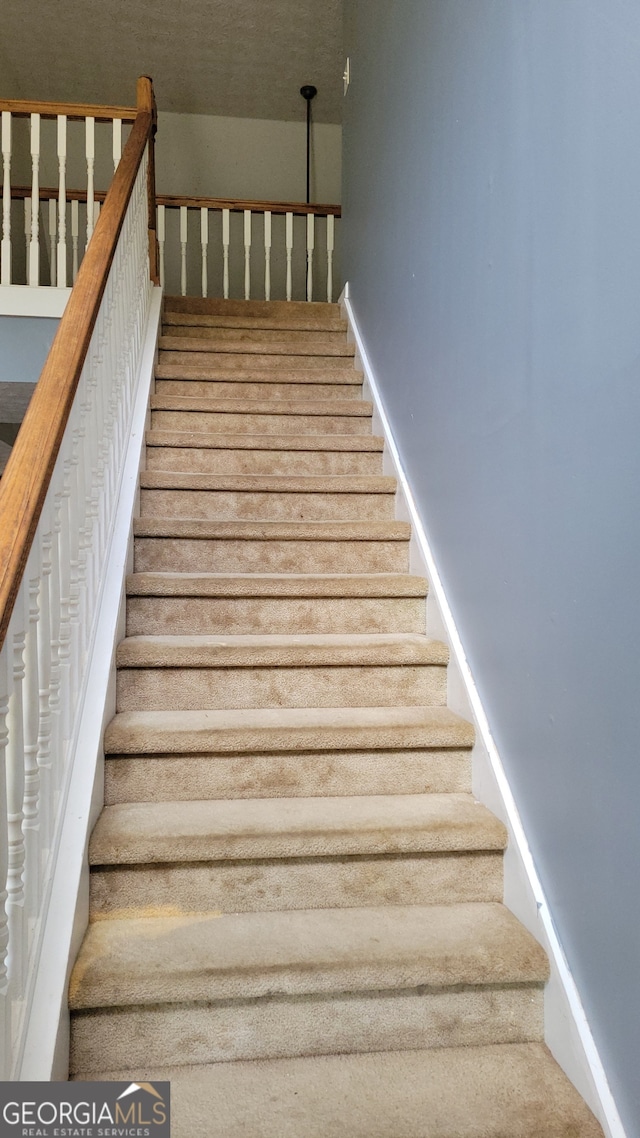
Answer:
[162,327,348,345]
[145,447,383,476]
[139,488,395,523]
[163,316,347,333]
[126,597,426,636]
[90,853,503,918]
[154,380,363,401]
[159,350,355,369]
[164,297,340,318]
[133,537,408,574]
[104,750,472,804]
[151,411,372,436]
[116,664,447,712]
[70,987,543,1074]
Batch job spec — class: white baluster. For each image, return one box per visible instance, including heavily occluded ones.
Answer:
[244,210,252,300]
[1,112,11,285]
[264,211,271,302]
[71,199,79,282]
[0,647,10,1077]
[222,209,230,299]
[23,198,31,281]
[180,205,188,296]
[85,117,95,248]
[200,207,208,298]
[306,212,315,302]
[22,566,42,918]
[56,115,67,287]
[326,214,335,304]
[285,211,293,302]
[48,200,57,287]
[29,114,40,286]
[5,612,26,994]
[157,204,165,290]
[112,118,122,171]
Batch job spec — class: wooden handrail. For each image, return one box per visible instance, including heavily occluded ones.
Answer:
[8,187,341,218]
[0,86,154,652]
[0,98,136,122]
[156,195,341,216]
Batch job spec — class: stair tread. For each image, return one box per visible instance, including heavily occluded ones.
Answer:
[69,901,547,1010]
[74,1044,602,1138]
[145,430,384,451]
[150,394,371,416]
[126,571,426,596]
[90,793,506,865]
[159,335,356,357]
[133,519,408,542]
[139,470,396,494]
[163,312,348,332]
[162,327,347,344]
[155,363,362,382]
[104,704,474,754]
[117,632,447,667]
[164,297,340,317]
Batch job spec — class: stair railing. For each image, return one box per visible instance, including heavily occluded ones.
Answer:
[0,94,142,290]
[0,76,157,1078]
[156,195,341,303]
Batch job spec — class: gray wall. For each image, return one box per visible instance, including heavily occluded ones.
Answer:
[0,317,58,386]
[343,1,640,1132]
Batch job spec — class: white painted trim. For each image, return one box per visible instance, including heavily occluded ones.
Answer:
[0,285,71,318]
[17,286,162,1080]
[342,281,626,1138]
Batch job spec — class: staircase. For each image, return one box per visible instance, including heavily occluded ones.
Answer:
[69,297,602,1137]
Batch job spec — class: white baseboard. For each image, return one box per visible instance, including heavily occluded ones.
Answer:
[341,282,626,1138]
[17,286,163,1080]
[0,285,71,318]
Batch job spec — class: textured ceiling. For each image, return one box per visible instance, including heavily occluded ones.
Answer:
[1,0,343,123]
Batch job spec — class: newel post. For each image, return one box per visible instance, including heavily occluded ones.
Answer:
[136,76,160,285]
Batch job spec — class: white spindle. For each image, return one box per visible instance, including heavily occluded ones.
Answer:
[71,199,79,282]
[244,210,252,300]
[264,211,271,301]
[85,117,95,248]
[222,208,230,299]
[112,118,122,171]
[306,212,315,302]
[180,205,188,296]
[56,115,67,287]
[48,200,57,287]
[6,615,26,995]
[285,212,293,302]
[157,204,165,289]
[326,214,335,303]
[23,198,31,270]
[1,112,12,285]
[200,207,208,298]
[29,114,40,286]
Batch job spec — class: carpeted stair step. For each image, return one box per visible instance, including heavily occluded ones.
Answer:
[89,792,506,917]
[138,470,396,522]
[164,296,341,321]
[125,571,426,634]
[104,703,473,756]
[162,324,348,345]
[115,632,448,711]
[150,394,372,436]
[145,430,384,476]
[72,1045,603,1138]
[155,361,362,383]
[69,903,547,1071]
[158,336,355,358]
[133,519,410,574]
[154,376,363,400]
[163,310,347,333]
